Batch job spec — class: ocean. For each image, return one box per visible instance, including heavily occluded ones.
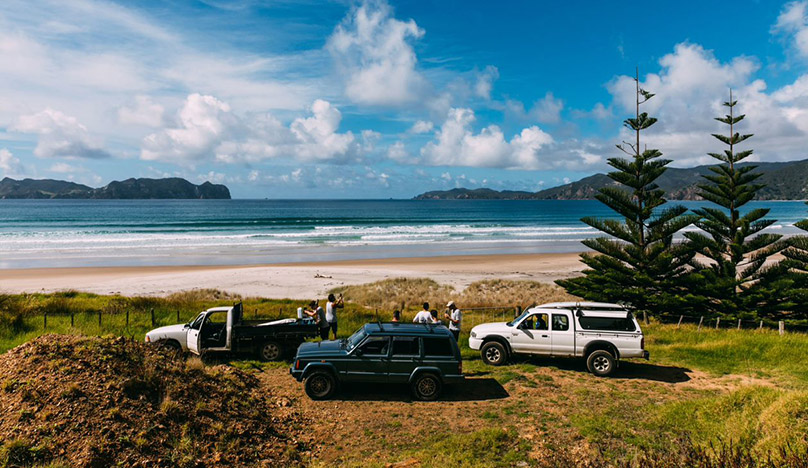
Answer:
[1,199,805,269]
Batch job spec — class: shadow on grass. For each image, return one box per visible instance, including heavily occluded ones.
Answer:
[516,355,692,384]
[330,378,509,402]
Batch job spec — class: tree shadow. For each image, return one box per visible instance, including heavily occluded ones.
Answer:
[331,378,509,402]
[518,356,692,383]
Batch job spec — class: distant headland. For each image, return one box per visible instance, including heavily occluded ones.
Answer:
[414,159,808,201]
[0,177,231,199]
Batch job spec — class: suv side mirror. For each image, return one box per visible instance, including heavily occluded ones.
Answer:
[354,348,363,356]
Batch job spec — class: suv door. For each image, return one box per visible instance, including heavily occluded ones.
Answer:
[345,336,390,383]
[550,311,575,356]
[388,336,421,383]
[511,312,551,354]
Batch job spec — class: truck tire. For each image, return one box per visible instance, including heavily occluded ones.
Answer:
[586,350,616,377]
[156,339,182,353]
[258,341,283,361]
[305,371,336,400]
[481,341,508,366]
[411,373,442,401]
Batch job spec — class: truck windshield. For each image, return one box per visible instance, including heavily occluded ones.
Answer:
[507,310,531,327]
[346,328,367,351]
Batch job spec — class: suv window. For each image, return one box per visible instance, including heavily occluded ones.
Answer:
[579,317,636,332]
[552,314,569,331]
[359,336,389,356]
[423,337,453,356]
[391,336,420,356]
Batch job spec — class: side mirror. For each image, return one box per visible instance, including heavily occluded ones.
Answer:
[183,323,189,329]
[354,348,363,356]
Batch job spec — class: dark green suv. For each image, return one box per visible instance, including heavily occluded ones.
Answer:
[290,323,464,401]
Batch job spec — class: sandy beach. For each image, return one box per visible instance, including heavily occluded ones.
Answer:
[0,252,585,299]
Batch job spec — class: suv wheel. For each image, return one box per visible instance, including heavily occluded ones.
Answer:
[258,341,283,361]
[411,373,442,401]
[586,350,616,377]
[305,371,336,400]
[481,341,508,366]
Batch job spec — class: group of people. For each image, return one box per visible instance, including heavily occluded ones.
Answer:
[392,301,462,340]
[302,293,344,340]
[301,295,462,342]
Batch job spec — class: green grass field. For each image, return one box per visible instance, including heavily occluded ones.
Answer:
[2,289,807,467]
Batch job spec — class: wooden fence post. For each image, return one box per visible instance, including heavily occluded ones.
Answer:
[779,321,785,336]
[716,317,720,330]
[698,316,704,331]
[176,310,180,322]
[759,320,763,330]
[71,312,74,328]
[125,310,129,327]
[98,310,102,327]
[737,318,742,330]
[677,315,683,329]
[151,308,155,327]
[43,312,47,331]
[254,308,257,319]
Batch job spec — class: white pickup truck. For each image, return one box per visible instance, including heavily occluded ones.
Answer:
[145,304,318,361]
[468,302,648,376]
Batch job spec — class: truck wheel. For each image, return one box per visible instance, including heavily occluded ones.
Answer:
[411,373,442,401]
[258,341,283,361]
[586,350,616,377]
[305,371,336,400]
[481,341,508,366]
[157,339,182,353]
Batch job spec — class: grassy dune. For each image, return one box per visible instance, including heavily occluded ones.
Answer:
[1,281,807,466]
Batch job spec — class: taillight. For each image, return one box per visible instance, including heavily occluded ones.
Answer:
[458,361,463,374]
[641,337,645,350]
[295,360,301,370]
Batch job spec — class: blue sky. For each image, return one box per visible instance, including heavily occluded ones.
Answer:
[1,0,808,198]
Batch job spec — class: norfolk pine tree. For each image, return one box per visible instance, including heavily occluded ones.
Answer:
[557,70,698,316]
[683,92,783,318]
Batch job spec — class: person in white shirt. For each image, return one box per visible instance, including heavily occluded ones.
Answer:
[445,301,462,341]
[326,293,344,339]
[413,302,437,324]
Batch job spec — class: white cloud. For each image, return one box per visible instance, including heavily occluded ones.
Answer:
[409,120,434,134]
[602,42,808,166]
[419,108,554,169]
[531,92,564,124]
[774,1,808,58]
[141,95,362,164]
[48,162,79,173]
[327,0,427,106]
[11,108,111,159]
[0,148,23,176]
[118,96,165,127]
[474,66,499,99]
[141,94,236,162]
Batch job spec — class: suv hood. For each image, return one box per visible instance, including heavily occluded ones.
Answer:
[295,340,347,358]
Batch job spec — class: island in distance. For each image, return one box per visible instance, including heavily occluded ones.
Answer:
[0,177,231,199]
[414,158,808,201]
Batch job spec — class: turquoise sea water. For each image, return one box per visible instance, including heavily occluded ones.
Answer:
[0,199,805,268]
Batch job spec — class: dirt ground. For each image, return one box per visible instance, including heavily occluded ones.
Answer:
[256,356,740,467]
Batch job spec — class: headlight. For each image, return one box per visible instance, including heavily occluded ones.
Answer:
[145,335,151,343]
[470,331,476,338]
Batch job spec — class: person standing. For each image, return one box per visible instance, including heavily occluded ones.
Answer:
[413,302,436,324]
[326,293,344,340]
[445,301,462,341]
[304,300,329,341]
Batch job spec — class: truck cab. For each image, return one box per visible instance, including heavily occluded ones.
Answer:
[468,302,648,376]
